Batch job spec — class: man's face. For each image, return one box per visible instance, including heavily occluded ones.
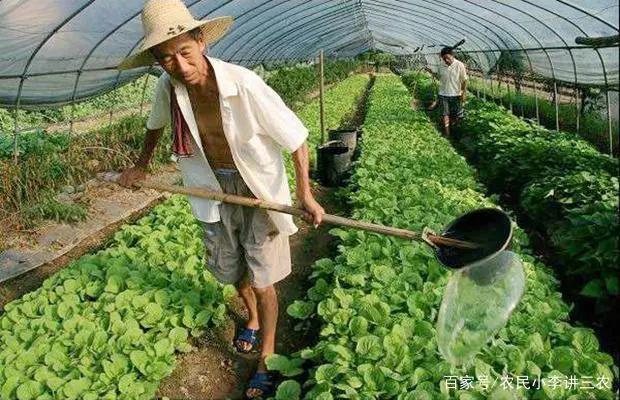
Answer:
[152,33,206,85]
[441,53,454,66]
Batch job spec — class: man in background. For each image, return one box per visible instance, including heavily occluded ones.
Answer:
[428,47,468,137]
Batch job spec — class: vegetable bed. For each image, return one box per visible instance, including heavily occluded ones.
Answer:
[1,196,227,400]
[266,60,360,109]
[405,71,619,317]
[285,74,370,190]
[274,75,617,399]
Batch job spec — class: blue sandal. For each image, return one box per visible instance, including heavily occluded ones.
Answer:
[233,328,259,354]
[246,372,275,399]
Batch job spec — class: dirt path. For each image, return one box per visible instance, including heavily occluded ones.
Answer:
[155,186,339,400]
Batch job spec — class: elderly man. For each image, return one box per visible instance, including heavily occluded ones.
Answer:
[117,0,324,397]
[428,47,468,137]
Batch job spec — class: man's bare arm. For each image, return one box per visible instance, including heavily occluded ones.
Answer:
[461,80,468,101]
[292,142,325,225]
[119,127,164,187]
[136,127,164,170]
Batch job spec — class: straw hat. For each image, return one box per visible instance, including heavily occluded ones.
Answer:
[118,0,233,70]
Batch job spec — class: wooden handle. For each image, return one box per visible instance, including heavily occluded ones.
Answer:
[136,182,479,249]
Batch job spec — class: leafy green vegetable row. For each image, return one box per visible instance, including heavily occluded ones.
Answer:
[275,75,616,399]
[0,74,371,400]
[0,196,230,400]
[405,71,619,312]
[285,74,370,192]
[266,60,360,109]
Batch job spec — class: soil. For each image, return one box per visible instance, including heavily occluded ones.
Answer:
[0,164,180,308]
[155,186,340,400]
[0,195,167,309]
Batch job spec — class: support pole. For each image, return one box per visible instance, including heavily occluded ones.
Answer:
[534,80,540,124]
[496,74,502,105]
[575,85,580,132]
[507,77,513,113]
[108,93,116,127]
[13,104,19,165]
[69,70,82,134]
[69,106,75,134]
[606,88,613,156]
[319,49,325,145]
[554,80,560,131]
[596,50,612,155]
[139,72,151,116]
[109,71,123,127]
[12,77,25,165]
[518,77,524,118]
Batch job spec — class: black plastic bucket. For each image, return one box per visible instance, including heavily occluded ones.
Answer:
[328,129,358,159]
[316,140,350,186]
[434,208,513,270]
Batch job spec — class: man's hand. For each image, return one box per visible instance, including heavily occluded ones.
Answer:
[292,142,325,226]
[119,166,147,188]
[297,191,325,227]
[119,127,163,188]
[427,100,438,111]
[461,93,467,103]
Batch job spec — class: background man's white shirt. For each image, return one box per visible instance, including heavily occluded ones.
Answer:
[438,59,468,96]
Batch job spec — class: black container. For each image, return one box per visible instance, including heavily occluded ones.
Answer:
[435,208,513,270]
[328,128,358,160]
[316,140,350,186]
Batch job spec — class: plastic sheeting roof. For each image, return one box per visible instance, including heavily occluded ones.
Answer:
[0,0,618,107]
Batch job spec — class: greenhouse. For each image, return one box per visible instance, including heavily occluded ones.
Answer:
[0,0,618,399]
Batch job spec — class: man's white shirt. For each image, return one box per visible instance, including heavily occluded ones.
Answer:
[438,59,468,96]
[146,56,308,236]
